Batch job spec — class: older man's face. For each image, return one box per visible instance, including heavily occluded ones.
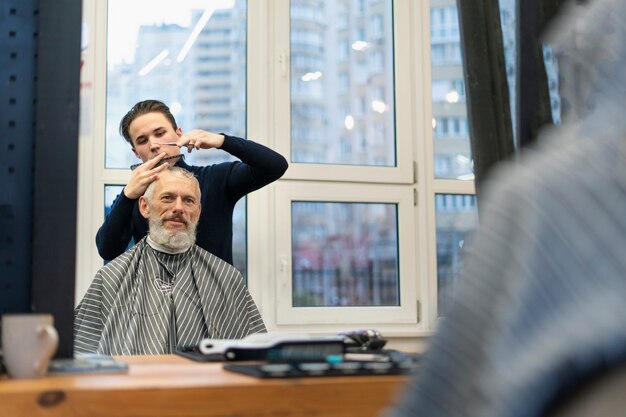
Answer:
[140,171,201,250]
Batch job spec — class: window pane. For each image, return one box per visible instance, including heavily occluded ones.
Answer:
[543,45,561,126]
[105,185,125,217]
[290,0,396,166]
[291,201,399,307]
[435,193,478,315]
[499,0,517,137]
[106,0,247,169]
[498,1,561,138]
[430,1,473,179]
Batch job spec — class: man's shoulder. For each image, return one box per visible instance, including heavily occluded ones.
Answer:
[190,245,242,275]
[191,244,228,263]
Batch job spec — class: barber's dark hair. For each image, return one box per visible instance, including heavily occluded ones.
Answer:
[119,99,178,145]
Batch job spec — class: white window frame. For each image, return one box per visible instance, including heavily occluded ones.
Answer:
[273,0,414,185]
[265,0,434,335]
[274,181,418,326]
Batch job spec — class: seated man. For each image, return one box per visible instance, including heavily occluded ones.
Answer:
[74,167,266,355]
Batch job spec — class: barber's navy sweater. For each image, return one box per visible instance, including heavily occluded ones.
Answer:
[96,135,288,263]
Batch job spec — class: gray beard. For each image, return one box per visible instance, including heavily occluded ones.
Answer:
[148,216,198,251]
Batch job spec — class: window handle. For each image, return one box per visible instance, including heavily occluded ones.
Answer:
[279,258,289,273]
[278,51,288,78]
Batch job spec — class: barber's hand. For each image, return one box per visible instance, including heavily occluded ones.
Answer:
[123,152,169,199]
[177,130,225,153]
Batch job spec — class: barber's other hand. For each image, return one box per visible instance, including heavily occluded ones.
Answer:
[123,152,169,199]
[177,130,225,153]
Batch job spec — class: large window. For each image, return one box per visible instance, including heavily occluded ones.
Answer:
[271,0,419,330]
[78,0,477,338]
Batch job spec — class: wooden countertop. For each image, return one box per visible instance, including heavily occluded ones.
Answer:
[0,355,409,417]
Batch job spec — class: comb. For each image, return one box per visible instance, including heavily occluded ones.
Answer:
[130,154,184,171]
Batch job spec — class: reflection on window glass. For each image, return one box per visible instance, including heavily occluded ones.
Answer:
[430,0,472,180]
[542,45,561,126]
[290,0,396,166]
[104,185,247,277]
[105,0,248,275]
[291,201,399,307]
[498,0,560,140]
[106,0,246,169]
[435,193,478,315]
[499,0,517,140]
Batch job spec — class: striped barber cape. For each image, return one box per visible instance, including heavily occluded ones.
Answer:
[74,237,266,355]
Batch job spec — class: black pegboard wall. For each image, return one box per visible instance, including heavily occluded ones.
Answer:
[0,0,38,314]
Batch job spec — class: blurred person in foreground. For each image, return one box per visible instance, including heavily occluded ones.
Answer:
[385,0,626,416]
[75,167,265,355]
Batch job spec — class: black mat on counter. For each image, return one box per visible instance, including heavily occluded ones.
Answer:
[224,353,419,379]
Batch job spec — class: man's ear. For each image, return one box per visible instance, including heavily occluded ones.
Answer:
[138,196,150,219]
[131,147,140,159]
[176,127,183,137]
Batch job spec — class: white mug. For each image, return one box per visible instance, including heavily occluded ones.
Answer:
[1,313,59,379]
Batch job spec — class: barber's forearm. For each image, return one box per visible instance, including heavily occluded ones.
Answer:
[220,134,288,174]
